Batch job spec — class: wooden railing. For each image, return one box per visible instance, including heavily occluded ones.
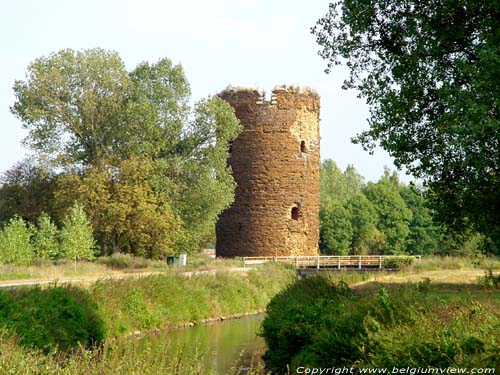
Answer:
[242,255,421,269]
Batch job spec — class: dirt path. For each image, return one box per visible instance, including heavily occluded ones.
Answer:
[0,267,252,289]
[352,268,492,288]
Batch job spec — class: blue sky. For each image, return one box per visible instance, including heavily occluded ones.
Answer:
[0,0,412,182]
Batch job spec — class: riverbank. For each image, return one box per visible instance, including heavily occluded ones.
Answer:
[261,269,500,373]
[0,263,294,352]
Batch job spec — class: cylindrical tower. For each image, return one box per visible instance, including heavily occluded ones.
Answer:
[216,85,320,257]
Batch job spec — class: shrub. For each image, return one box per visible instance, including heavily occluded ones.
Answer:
[382,256,414,269]
[478,269,500,289]
[0,216,34,266]
[0,286,105,352]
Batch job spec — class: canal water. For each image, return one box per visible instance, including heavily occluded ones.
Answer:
[137,314,266,374]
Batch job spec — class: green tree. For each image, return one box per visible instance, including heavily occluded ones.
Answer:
[344,164,364,197]
[172,97,241,252]
[11,49,130,166]
[11,49,241,255]
[320,159,348,205]
[0,216,34,265]
[319,200,353,255]
[32,212,60,260]
[0,159,56,225]
[363,177,412,254]
[60,202,96,263]
[400,184,441,255]
[347,193,380,254]
[55,157,182,258]
[313,0,500,247]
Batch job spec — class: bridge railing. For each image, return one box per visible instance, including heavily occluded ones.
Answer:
[242,255,421,269]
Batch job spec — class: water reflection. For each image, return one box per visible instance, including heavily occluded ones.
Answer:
[138,314,266,374]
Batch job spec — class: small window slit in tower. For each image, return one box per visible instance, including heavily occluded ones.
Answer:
[291,204,301,220]
[300,141,307,153]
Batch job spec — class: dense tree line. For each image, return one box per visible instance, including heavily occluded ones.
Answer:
[313,0,500,252]
[319,159,486,255]
[0,48,241,260]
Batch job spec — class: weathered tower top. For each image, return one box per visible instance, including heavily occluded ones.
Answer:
[216,85,320,257]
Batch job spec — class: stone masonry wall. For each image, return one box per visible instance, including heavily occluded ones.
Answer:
[216,86,320,257]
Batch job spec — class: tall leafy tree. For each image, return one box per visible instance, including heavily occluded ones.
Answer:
[363,177,412,254]
[60,202,96,262]
[313,0,500,247]
[319,200,353,255]
[320,159,348,205]
[0,159,56,224]
[344,164,364,197]
[32,212,60,260]
[347,193,381,254]
[11,49,241,255]
[0,216,34,265]
[400,184,441,255]
[55,157,182,258]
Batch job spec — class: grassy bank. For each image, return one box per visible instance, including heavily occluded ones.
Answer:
[261,273,500,373]
[92,263,294,336]
[0,263,294,350]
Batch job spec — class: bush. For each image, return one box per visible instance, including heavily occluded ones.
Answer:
[0,216,34,266]
[261,275,360,373]
[478,269,500,289]
[382,256,415,269]
[0,286,105,352]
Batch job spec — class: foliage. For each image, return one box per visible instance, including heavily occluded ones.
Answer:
[313,0,500,249]
[347,193,380,254]
[0,332,219,375]
[60,202,96,261]
[55,158,182,258]
[11,48,241,256]
[400,184,442,255]
[319,200,352,254]
[0,286,104,352]
[0,216,34,266]
[382,256,415,269]
[32,212,60,260]
[478,269,500,289]
[261,275,358,373]
[362,175,413,254]
[261,275,500,371]
[96,253,166,270]
[0,159,56,225]
[91,263,294,336]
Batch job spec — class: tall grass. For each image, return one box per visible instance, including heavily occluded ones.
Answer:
[0,331,217,375]
[403,255,500,272]
[92,263,294,336]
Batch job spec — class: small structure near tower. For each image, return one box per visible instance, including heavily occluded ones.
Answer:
[216,85,321,257]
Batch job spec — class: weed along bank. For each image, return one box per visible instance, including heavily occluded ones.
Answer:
[216,85,321,258]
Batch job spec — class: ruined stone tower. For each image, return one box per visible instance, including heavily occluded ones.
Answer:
[216,85,320,257]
